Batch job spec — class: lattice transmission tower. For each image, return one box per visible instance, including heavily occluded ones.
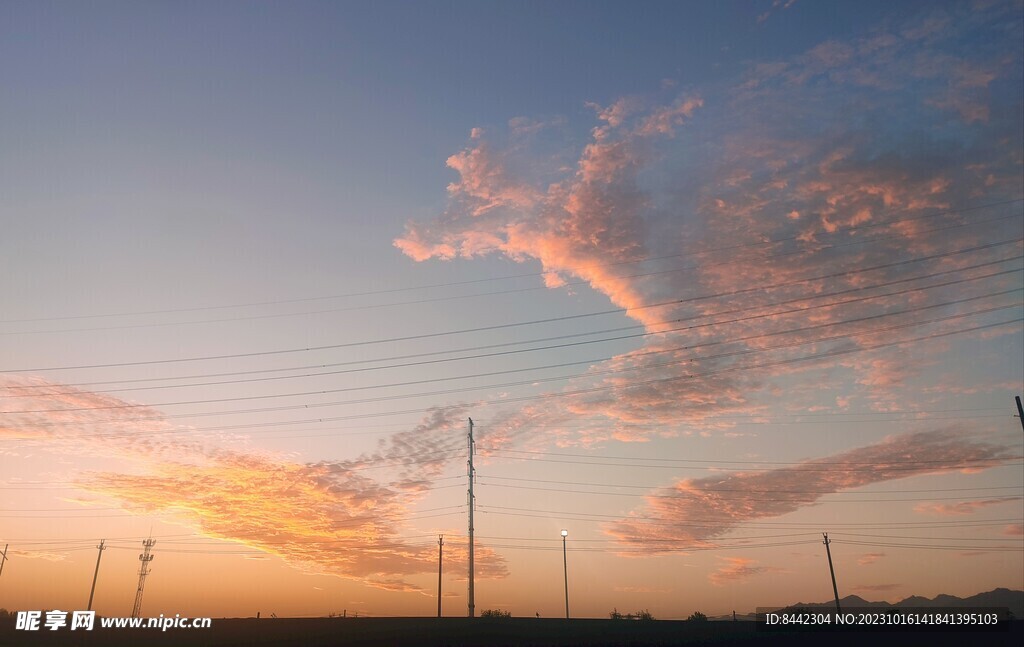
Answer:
[131,538,155,618]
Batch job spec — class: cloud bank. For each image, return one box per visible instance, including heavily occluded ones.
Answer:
[395,2,1023,447]
[0,376,507,591]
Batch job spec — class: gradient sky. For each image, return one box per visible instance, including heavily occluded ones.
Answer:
[1,0,1022,620]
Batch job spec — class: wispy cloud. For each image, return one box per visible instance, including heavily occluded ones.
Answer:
[613,585,672,594]
[858,552,886,566]
[853,583,902,594]
[10,549,68,562]
[756,0,798,26]
[914,497,1021,516]
[708,557,783,586]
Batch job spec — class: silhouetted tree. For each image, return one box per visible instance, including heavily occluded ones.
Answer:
[481,609,511,618]
[687,611,708,622]
[609,608,654,620]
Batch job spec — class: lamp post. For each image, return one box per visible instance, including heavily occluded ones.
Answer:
[561,529,569,619]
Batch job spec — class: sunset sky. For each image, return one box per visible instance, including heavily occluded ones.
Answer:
[1,0,1022,621]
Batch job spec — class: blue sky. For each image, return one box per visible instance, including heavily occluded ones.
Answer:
[1,0,999,328]
[0,0,1021,620]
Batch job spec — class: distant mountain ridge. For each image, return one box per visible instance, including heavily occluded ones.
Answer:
[712,588,1023,621]
[794,588,1022,617]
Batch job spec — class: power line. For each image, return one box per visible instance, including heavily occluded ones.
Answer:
[5,530,456,548]
[0,410,1009,455]
[474,474,1024,495]
[0,506,128,512]
[830,532,1024,542]
[11,314,1022,434]
[11,287,1017,414]
[0,533,202,545]
[8,291,1021,419]
[477,446,1022,466]
[14,515,1017,548]
[475,481,1022,500]
[471,407,1004,426]
[0,501,468,521]
[7,255,1018,397]
[5,199,1018,327]
[475,505,1023,528]
[481,540,823,553]
[0,471,466,493]
[473,458,1022,473]
[6,236,1019,372]
[473,532,819,542]
[830,539,1023,552]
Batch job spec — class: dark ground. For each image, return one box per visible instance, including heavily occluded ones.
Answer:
[2,617,1021,647]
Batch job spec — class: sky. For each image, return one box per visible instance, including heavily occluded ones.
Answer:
[0,0,1022,621]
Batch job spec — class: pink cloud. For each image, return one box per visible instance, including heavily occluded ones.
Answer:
[635,97,703,137]
[588,96,643,128]
[708,557,783,586]
[444,140,540,216]
[606,428,1016,550]
[393,5,1020,449]
[915,498,1022,516]
[858,552,886,566]
[394,93,707,331]
[927,62,998,124]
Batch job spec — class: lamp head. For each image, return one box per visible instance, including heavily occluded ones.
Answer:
[561,529,568,537]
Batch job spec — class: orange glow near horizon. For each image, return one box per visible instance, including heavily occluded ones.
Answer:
[1,0,1022,624]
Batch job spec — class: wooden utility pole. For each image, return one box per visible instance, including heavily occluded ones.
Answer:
[437,535,444,618]
[823,533,841,613]
[87,540,106,611]
[467,418,475,618]
[1015,396,1024,433]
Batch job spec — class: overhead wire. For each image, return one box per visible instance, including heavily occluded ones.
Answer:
[5,254,1019,397]
[475,505,1023,529]
[10,308,1020,431]
[10,284,1019,414]
[473,474,1024,495]
[5,198,1017,325]
[6,235,1020,372]
[477,446,1024,466]
[830,539,1022,552]
[4,206,1019,561]
[475,480,1023,499]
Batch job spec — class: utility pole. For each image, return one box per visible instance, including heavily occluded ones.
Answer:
[87,540,106,611]
[561,529,569,619]
[0,543,8,580]
[131,538,155,618]
[437,534,444,618]
[1015,396,1024,433]
[467,417,475,618]
[823,533,840,613]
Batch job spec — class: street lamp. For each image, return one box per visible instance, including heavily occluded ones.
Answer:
[561,529,569,619]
